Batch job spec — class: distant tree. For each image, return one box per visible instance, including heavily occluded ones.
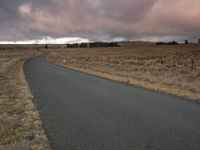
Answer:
[185,40,188,44]
[73,43,79,48]
[156,41,178,45]
[168,41,178,45]
[45,44,48,49]
[156,42,166,45]
[88,42,119,48]
[66,44,72,48]
[198,39,200,44]
[79,43,88,48]
[66,42,119,48]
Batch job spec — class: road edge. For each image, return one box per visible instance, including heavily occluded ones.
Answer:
[43,52,199,103]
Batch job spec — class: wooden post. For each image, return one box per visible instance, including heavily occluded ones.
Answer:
[191,59,194,71]
[161,59,164,66]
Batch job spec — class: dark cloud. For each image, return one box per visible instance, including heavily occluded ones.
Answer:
[0,0,200,42]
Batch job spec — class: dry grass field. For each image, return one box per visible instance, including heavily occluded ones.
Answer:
[46,43,200,101]
[0,49,50,150]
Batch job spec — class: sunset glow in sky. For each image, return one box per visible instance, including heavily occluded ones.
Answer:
[0,0,200,43]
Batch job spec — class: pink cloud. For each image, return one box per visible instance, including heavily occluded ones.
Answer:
[19,3,31,16]
[1,0,200,41]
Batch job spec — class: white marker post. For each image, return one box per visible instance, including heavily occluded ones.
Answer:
[63,59,66,64]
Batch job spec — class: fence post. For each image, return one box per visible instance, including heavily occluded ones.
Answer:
[191,59,194,71]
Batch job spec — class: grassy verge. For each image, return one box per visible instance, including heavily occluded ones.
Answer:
[46,44,200,101]
[0,51,50,150]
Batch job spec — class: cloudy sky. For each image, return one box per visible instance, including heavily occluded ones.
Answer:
[0,0,200,43]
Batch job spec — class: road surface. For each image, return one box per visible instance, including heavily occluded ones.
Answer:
[24,53,200,150]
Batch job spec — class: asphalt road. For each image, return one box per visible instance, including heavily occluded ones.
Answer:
[24,53,200,150]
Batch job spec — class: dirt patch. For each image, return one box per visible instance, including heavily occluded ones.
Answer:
[0,50,50,150]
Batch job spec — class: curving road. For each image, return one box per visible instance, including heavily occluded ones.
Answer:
[24,53,200,150]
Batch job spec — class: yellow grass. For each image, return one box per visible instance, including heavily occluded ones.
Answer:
[46,43,200,101]
[0,50,50,150]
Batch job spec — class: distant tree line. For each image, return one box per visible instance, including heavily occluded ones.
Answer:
[156,41,178,45]
[66,42,119,48]
[156,38,200,45]
[39,38,200,50]
[184,39,200,44]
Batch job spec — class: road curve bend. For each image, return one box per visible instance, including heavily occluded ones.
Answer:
[24,53,200,150]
